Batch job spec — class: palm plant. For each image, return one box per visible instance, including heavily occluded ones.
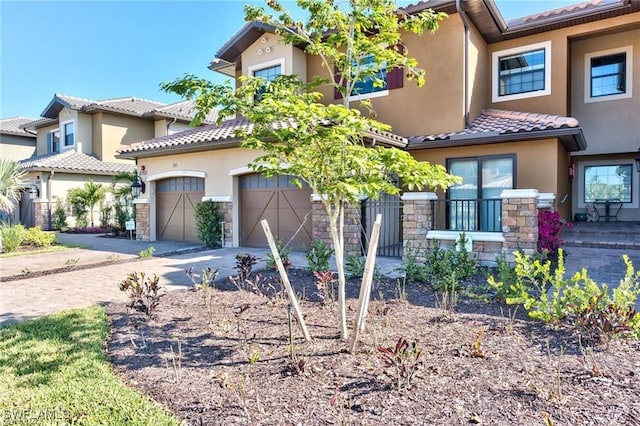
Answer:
[0,159,26,215]
[112,171,138,230]
[67,181,108,227]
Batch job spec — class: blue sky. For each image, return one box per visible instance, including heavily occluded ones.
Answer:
[1,0,580,119]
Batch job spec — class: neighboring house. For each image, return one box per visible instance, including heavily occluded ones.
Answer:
[0,117,38,224]
[117,0,640,258]
[0,117,38,161]
[16,94,216,229]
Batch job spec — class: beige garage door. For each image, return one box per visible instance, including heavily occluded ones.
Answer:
[156,177,204,243]
[240,174,312,251]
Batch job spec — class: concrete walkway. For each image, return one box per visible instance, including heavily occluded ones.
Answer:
[1,232,639,325]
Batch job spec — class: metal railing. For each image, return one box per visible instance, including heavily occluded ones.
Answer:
[430,198,502,232]
[361,196,403,257]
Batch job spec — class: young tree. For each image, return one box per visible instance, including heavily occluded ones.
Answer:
[163,0,460,339]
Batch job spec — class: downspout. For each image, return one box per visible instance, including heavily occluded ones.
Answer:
[456,0,471,128]
[166,117,177,136]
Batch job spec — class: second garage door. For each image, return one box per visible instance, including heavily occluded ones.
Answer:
[156,177,204,243]
[240,174,312,251]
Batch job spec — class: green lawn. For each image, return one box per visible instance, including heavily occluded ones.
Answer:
[0,306,180,425]
[0,243,84,258]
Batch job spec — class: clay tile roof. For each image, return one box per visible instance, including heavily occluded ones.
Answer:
[118,116,407,157]
[118,117,253,156]
[146,100,219,124]
[0,117,39,137]
[510,0,608,26]
[55,94,97,109]
[409,109,582,146]
[90,97,166,116]
[18,150,136,175]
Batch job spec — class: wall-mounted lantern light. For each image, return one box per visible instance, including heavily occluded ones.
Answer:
[131,176,145,198]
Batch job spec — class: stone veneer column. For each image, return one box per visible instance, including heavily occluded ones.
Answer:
[218,201,233,247]
[311,195,362,256]
[33,201,52,230]
[400,192,436,260]
[501,189,539,255]
[134,201,150,241]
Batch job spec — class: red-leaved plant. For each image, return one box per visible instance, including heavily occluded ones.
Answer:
[537,210,572,255]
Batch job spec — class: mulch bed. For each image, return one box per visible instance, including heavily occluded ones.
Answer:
[106,268,640,425]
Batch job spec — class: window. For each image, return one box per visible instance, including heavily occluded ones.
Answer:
[492,41,551,102]
[249,59,284,102]
[63,121,74,146]
[351,55,388,98]
[47,129,60,154]
[253,64,281,81]
[447,156,515,232]
[585,46,633,103]
[584,165,632,203]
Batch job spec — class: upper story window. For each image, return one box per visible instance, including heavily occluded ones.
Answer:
[63,121,74,147]
[585,46,633,103]
[351,55,388,99]
[492,41,552,103]
[47,129,60,154]
[253,64,281,81]
[248,58,284,102]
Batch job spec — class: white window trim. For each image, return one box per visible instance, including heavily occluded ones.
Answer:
[60,119,75,149]
[492,40,552,103]
[348,89,389,103]
[247,57,286,77]
[584,45,633,103]
[577,159,637,209]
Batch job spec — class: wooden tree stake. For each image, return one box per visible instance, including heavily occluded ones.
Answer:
[348,213,382,354]
[261,219,311,342]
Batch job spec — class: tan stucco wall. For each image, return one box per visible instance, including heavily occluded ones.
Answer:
[35,123,59,155]
[570,27,640,155]
[77,112,92,155]
[0,134,36,161]
[306,15,466,137]
[98,113,154,162]
[410,138,562,196]
[140,147,262,197]
[487,13,640,116]
[468,19,489,121]
[92,113,103,157]
[242,33,306,81]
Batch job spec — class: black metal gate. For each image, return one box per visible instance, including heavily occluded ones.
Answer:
[361,194,403,257]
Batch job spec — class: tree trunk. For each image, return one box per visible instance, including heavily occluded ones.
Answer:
[328,201,348,340]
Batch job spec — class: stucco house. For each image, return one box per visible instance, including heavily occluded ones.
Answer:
[16,94,216,229]
[0,117,38,162]
[117,0,640,260]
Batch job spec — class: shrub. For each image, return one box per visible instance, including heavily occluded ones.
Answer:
[345,254,365,278]
[138,247,155,258]
[233,253,258,282]
[304,240,334,273]
[377,337,423,389]
[0,224,26,252]
[538,210,572,255]
[53,198,67,230]
[24,226,57,247]
[266,238,291,270]
[114,201,128,231]
[488,249,640,340]
[118,272,161,318]
[398,244,428,283]
[194,200,224,248]
[424,239,477,291]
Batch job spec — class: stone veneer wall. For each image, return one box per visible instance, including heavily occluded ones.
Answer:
[501,189,539,256]
[135,202,150,241]
[33,201,51,230]
[312,199,362,256]
[401,190,542,264]
[218,201,233,247]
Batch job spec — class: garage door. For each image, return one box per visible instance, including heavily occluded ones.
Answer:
[156,177,204,243]
[240,174,312,251]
